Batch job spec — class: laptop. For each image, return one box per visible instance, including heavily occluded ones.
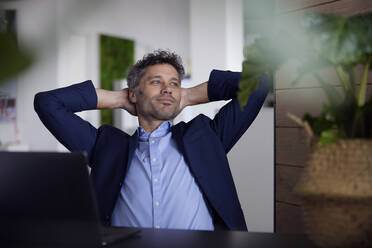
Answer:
[0,151,140,247]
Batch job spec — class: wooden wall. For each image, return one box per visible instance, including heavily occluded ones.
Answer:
[274,0,372,233]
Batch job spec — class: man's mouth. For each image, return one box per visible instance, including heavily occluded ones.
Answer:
[156,97,175,105]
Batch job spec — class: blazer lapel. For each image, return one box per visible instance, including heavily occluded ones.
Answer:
[125,130,138,175]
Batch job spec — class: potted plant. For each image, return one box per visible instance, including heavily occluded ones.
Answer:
[238,12,372,247]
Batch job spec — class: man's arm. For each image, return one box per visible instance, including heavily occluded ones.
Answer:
[34,81,135,162]
[180,70,269,153]
[34,81,98,160]
[208,70,269,153]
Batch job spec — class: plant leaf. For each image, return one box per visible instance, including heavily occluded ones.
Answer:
[237,73,262,108]
[316,129,341,147]
[303,112,334,137]
[0,32,33,84]
[302,12,372,66]
[312,72,342,108]
[238,32,296,108]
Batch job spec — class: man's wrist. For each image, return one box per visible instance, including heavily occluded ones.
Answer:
[118,89,129,109]
[180,88,190,109]
[96,88,126,109]
[185,82,209,106]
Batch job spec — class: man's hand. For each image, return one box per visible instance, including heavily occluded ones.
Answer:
[96,88,137,116]
[178,88,190,113]
[120,88,137,116]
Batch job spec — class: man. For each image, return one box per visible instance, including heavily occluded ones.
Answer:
[34,50,269,231]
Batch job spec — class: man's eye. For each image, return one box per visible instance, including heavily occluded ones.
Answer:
[151,81,160,85]
[171,82,179,87]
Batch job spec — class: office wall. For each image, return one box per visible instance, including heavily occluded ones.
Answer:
[190,0,274,232]
[228,107,274,232]
[275,0,372,233]
[189,0,244,120]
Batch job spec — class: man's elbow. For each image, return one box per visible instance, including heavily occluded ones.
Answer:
[33,92,49,114]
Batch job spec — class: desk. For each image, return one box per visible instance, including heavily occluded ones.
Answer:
[111,229,317,248]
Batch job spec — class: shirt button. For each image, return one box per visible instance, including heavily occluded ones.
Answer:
[154,178,158,183]
[155,225,160,229]
[151,140,155,144]
[152,158,157,162]
[155,201,159,206]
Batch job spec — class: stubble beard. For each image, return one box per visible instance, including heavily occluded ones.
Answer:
[149,96,180,121]
[150,109,177,121]
[138,93,180,121]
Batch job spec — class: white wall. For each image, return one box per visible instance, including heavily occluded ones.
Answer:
[190,0,274,232]
[227,107,274,232]
[187,0,244,120]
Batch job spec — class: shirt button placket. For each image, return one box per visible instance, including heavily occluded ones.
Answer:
[150,137,161,229]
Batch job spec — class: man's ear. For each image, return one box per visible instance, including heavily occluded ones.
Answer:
[128,88,137,104]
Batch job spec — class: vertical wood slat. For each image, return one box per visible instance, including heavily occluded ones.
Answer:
[276,202,305,233]
[276,127,310,167]
[276,165,303,205]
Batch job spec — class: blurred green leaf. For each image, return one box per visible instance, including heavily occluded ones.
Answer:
[303,112,334,137]
[316,129,342,147]
[312,72,342,110]
[238,31,297,108]
[292,54,331,86]
[238,73,261,108]
[0,32,33,84]
[302,12,372,66]
[357,57,371,106]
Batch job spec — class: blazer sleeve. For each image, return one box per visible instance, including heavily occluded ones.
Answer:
[207,70,269,153]
[34,80,98,159]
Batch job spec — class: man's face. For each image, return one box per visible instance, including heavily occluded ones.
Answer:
[132,63,181,121]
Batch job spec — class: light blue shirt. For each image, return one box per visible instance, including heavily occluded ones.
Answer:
[111,121,214,230]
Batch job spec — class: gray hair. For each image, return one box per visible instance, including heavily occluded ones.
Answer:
[127,49,185,89]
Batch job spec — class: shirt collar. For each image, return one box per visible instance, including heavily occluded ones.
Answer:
[137,121,173,141]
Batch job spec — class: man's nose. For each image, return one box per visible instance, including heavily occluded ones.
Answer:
[160,83,172,94]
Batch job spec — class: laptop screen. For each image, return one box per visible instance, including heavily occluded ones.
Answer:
[0,151,101,247]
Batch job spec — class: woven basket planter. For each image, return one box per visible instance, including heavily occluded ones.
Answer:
[295,139,372,247]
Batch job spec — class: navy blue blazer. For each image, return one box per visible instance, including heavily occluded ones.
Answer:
[34,70,269,231]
